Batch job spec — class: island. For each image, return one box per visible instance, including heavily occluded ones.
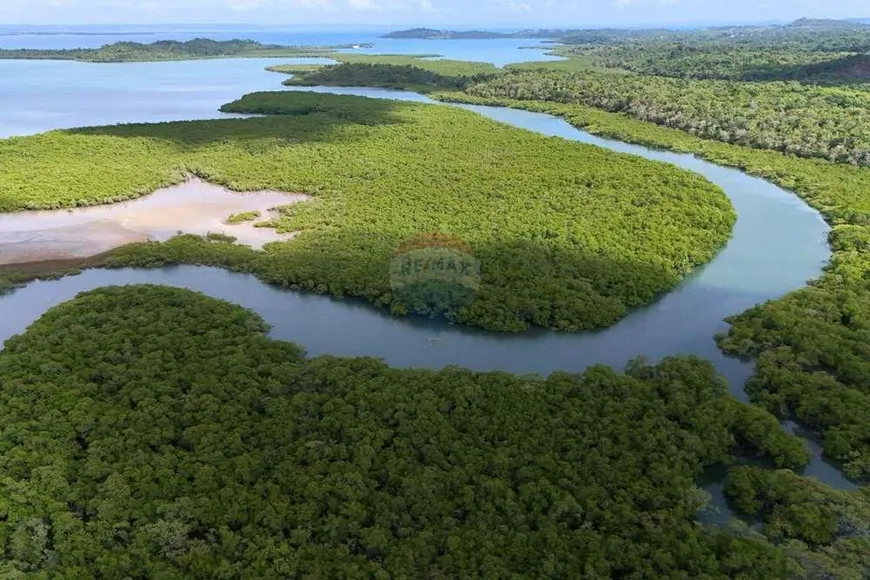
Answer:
[0,38,373,62]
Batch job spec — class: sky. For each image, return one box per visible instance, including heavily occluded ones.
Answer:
[0,0,867,28]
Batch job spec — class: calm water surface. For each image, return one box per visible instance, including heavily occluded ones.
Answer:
[0,30,561,138]
[0,60,853,491]
[0,58,333,137]
[0,28,562,68]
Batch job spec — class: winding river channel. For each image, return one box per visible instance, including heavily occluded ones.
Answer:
[0,77,856,492]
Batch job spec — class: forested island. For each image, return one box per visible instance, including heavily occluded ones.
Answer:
[1,284,867,577]
[0,38,370,62]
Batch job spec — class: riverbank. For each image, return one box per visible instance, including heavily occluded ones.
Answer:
[269,76,870,483]
[421,91,870,479]
[0,283,832,579]
[0,91,733,333]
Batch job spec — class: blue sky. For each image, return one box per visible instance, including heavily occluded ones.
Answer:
[1,0,867,27]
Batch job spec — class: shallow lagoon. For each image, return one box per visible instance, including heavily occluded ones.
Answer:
[0,177,309,264]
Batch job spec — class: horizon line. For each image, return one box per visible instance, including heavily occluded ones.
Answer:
[3,17,869,30]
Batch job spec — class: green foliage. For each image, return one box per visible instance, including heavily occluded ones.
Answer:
[269,53,499,78]
[0,285,819,577]
[571,43,870,85]
[204,231,238,243]
[428,89,870,477]
[723,466,870,577]
[225,210,261,224]
[1,91,734,333]
[446,21,870,476]
[281,62,496,91]
[555,19,870,85]
[217,89,400,121]
[559,18,870,53]
[717,285,870,478]
[464,70,870,166]
[0,38,352,62]
[507,55,632,74]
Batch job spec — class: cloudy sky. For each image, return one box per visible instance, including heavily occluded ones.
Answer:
[0,0,866,27]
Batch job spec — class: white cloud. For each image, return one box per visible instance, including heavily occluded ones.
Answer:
[226,0,268,11]
[613,0,682,9]
[347,0,379,9]
[487,0,532,13]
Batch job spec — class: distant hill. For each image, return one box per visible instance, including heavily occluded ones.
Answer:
[559,18,870,46]
[786,17,870,29]
[0,38,371,63]
[381,28,569,40]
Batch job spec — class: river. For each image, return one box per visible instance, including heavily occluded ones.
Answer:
[0,62,857,494]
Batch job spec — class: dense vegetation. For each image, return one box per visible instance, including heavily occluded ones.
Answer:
[723,466,870,575]
[559,18,870,52]
[280,62,495,91]
[1,91,734,332]
[462,70,870,166]
[0,38,357,62]
[464,21,870,479]
[281,54,870,168]
[248,53,870,475]
[268,53,498,80]
[554,19,870,85]
[3,284,865,578]
[418,89,870,478]
[570,44,870,85]
[2,27,869,578]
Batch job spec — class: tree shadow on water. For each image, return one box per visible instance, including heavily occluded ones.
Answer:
[141,227,696,334]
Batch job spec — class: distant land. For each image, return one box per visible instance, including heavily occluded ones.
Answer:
[786,17,870,28]
[381,28,573,40]
[383,18,870,42]
[0,38,372,62]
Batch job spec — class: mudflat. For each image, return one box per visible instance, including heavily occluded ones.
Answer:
[0,177,310,266]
